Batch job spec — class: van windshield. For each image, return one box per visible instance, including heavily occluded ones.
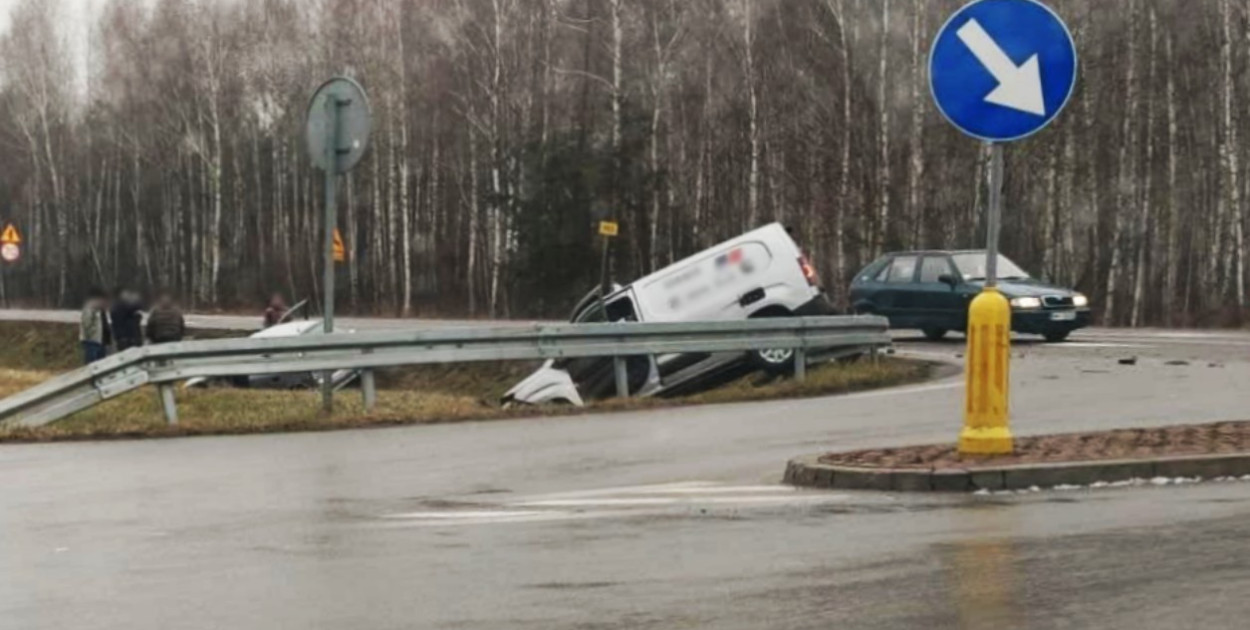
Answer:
[952,253,1030,282]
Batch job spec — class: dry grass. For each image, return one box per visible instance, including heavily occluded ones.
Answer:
[0,321,933,443]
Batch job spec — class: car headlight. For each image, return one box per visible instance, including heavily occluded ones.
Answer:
[1010,297,1043,310]
[1072,293,1089,308]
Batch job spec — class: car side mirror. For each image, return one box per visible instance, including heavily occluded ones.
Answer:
[938,274,959,289]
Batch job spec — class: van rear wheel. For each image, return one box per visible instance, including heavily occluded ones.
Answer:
[748,307,798,375]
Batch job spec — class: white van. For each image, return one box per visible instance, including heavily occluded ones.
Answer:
[503,223,834,406]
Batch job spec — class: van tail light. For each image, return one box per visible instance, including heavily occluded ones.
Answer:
[798,256,820,287]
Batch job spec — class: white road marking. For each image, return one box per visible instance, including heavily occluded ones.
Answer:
[378,482,850,527]
[523,482,792,500]
[517,495,847,508]
[1060,342,1148,349]
[383,510,548,520]
[839,381,963,401]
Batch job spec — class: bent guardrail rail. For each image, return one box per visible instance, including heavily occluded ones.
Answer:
[0,315,890,429]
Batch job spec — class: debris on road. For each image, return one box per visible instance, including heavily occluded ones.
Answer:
[1118,357,1138,366]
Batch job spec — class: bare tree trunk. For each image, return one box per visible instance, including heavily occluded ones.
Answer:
[876,0,891,253]
[467,125,480,316]
[1131,7,1158,328]
[397,9,414,317]
[742,0,761,229]
[907,2,925,247]
[1163,32,1179,325]
[1106,0,1139,325]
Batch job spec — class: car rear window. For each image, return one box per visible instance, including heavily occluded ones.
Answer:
[885,256,918,283]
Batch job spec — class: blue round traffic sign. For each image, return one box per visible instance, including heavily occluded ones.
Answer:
[930,0,1077,142]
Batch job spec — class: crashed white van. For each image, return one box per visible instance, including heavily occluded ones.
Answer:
[503,223,834,406]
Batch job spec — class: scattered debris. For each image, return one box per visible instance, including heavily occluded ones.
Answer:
[1118,357,1138,366]
[1210,362,1226,369]
[1165,360,1190,366]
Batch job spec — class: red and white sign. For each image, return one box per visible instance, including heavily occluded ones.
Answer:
[1,242,19,263]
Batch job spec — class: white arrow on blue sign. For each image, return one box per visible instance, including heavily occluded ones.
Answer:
[930,0,1077,143]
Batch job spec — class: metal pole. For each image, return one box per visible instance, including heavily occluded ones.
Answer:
[361,369,377,412]
[598,234,611,315]
[158,384,178,426]
[985,143,1004,288]
[322,96,342,414]
[613,356,629,398]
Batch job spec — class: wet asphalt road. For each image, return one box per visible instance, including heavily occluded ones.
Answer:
[4,318,1250,628]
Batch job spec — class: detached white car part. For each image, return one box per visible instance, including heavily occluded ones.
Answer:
[502,360,585,407]
[184,319,358,390]
[504,222,835,407]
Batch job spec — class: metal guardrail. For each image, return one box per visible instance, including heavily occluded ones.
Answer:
[0,316,890,429]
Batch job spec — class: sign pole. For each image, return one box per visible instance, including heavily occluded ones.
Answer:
[960,143,1013,455]
[986,143,1004,288]
[597,220,619,314]
[305,77,371,416]
[599,235,611,295]
[321,96,342,414]
[929,0,1078,456]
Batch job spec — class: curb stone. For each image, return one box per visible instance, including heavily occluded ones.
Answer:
[784,452,1250,492]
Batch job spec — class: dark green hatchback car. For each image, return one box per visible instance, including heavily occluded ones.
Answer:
[850,251,1091,342]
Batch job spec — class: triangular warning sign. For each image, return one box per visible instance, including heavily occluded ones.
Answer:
[0,224,20,245]
[333,228,347,263]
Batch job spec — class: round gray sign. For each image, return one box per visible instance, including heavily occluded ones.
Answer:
[306,77,372,173]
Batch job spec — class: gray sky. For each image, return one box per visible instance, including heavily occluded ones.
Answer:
[0,0,92,33]
[0,0,97,95]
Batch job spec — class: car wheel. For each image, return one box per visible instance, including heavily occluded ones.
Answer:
[1044,331,1071,343]
[751,347,796,375]
[922,328,948,341]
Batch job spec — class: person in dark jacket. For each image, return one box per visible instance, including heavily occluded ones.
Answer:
[146,293,186,344]
[263,293,288,329]
[110,288,145,351]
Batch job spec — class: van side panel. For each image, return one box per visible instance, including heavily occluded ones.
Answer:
[633,223,817,322]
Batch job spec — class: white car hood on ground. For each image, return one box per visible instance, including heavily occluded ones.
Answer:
[184,320,356,389]
[503,360,585,407]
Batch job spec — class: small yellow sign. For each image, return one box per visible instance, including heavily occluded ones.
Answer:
[599,221,619,237]
[333,228,347,263]
[0,224,20,245]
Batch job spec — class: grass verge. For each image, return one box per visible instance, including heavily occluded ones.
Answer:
[0,322,935,444]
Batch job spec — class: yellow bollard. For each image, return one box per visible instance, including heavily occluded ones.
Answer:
[960,287,1014,455]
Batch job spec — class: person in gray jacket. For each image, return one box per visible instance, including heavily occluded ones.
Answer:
[80,288,110,364]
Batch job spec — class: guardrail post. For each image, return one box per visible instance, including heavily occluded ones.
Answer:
[614,356,629,398]
[794,349,807,382]
[361,369,377,412]
[158,384,178,426]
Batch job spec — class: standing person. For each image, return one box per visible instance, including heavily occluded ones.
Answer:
[263,293,288,329]
[110,288,145,352]
[146,293,186,344]
[79,289,109,364]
